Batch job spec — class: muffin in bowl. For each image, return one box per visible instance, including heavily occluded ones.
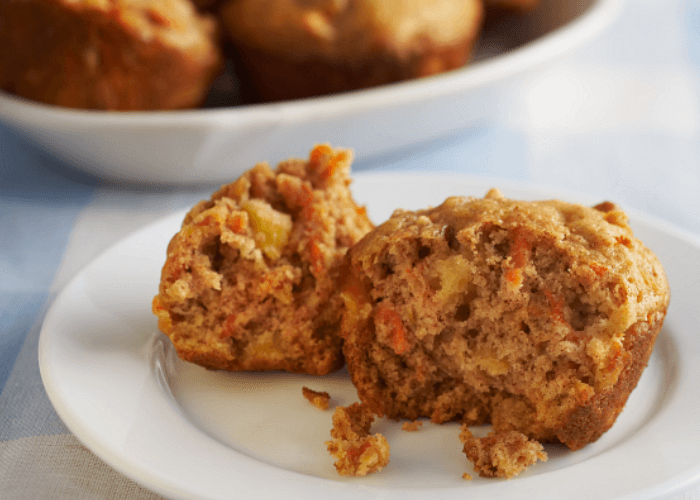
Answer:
[0,0,223,110]
[219,0,484,100]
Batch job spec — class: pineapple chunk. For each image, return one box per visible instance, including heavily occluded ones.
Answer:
[476,356,509,376]
[242,199,292,259]
[435,255,472,302]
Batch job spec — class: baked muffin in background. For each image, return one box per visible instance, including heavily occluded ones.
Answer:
[0,0,223,110]
[340,188,669,451]
[153,145,373,375]
[219,0,484,101]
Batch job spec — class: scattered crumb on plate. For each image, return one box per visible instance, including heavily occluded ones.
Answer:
[325,403,390,476]
[459,425,547,479]
[401,421,423,432]
[302,386,331,410]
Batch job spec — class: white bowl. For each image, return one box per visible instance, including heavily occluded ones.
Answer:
[0,0,624,186]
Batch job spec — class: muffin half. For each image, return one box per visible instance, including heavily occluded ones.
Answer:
[340,189,669,450]
[153,145,373,374]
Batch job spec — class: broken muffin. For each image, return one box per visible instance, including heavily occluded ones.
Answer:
[340,188,669,450]
[153,145,373,374]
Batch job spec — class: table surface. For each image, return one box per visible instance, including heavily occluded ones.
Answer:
[2,0,700,498]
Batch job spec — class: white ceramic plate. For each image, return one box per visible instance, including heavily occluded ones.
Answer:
[1,0,624,185]
[39,174,700,500]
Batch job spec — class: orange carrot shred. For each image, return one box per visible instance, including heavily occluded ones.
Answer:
[376,304,409,354]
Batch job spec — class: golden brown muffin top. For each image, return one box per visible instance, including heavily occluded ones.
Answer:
[220,0,483,62]
[51,0,218,51]
[352,188,670,339]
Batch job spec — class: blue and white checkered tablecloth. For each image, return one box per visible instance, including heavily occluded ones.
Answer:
[2,0,700,498]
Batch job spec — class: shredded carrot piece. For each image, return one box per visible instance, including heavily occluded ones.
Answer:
[375,303,409,354]
[220,313,237,339]
[310,241,324,276]
[615,235,631,246]
[505,268,523,287]
[346,441,372,463]
[509,228,530,269]
[589,262,607,276]
[309,144,333,168]
[543,289,565,323]
[321,150,349,180]
[226,213,247,233]
[504,228,530,288]
[195,215,214,227]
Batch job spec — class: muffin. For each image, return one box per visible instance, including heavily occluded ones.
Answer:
[152,145,373,374]
[340,189,669,450]
[0,0,223,110]
[219,0,483,101]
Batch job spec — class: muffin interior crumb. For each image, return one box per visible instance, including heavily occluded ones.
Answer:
[459,425,547,478]
[153,145,373,375]
[325,403,390,476]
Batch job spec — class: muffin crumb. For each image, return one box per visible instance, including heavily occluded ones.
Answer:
[325,403,390,476]
[460,426,547,479]
[401,421,423,432]
[302,386,331,410]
